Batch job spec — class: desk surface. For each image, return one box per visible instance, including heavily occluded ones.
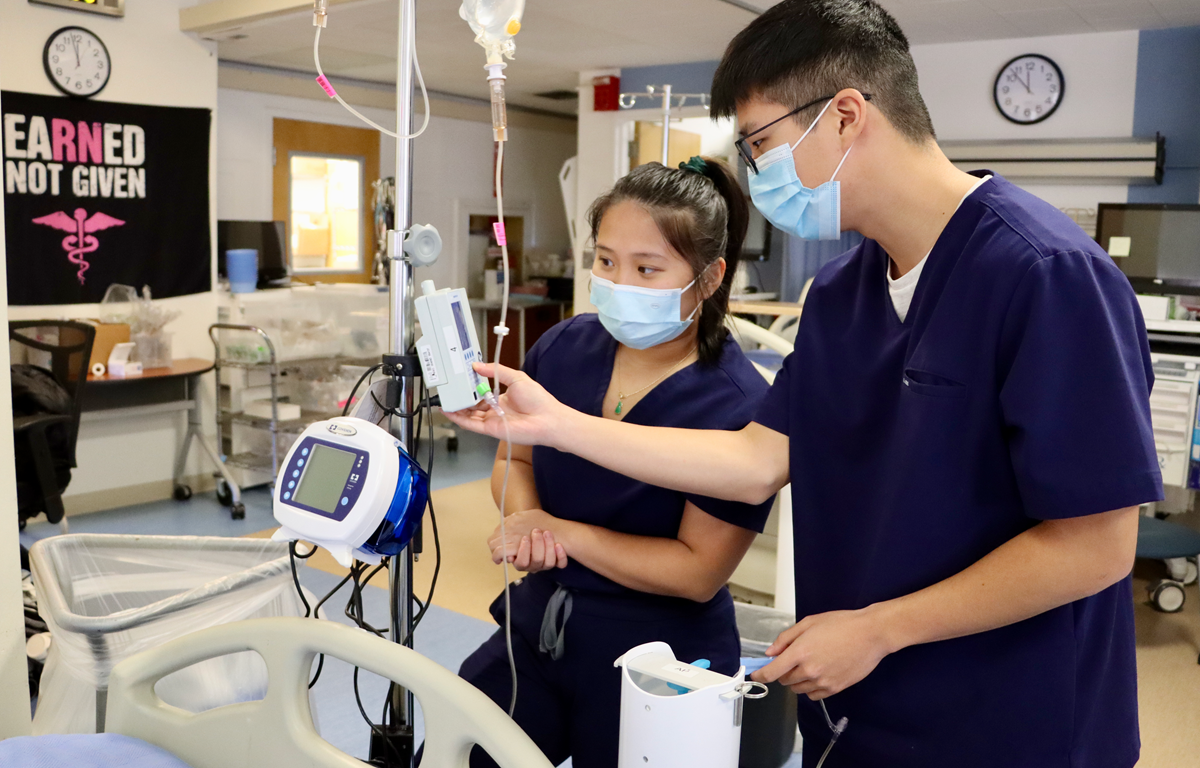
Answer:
[88,357,213,384]
[729,299,804,317]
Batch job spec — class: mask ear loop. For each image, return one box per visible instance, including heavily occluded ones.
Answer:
[829,143,853,182]
[685,262,720,322]
[789,98,837,153]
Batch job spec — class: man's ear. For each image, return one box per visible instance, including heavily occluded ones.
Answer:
[833,89,869,145]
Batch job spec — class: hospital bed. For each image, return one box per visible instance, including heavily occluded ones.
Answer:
[3,616,554,768]
[725,315,796,614]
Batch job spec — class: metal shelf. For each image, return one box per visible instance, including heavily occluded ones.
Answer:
[223,452,275,472]
[216,354,375,371]
[227,409,340,435]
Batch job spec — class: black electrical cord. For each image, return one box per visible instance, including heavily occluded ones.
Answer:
[288,542,313,618]
[288,541,332,689]
[402,385,441,646]
[343,363,385,416]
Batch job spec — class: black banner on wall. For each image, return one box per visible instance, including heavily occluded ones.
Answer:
[1,91,211,305]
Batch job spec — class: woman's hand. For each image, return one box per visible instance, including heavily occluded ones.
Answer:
[442,363,574,448]
[488,509,569,573]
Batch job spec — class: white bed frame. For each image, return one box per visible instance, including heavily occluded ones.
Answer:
[106,617,553,768]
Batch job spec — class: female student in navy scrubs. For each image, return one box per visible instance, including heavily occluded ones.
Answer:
[456,158,774,768]
[448,2,1163,766]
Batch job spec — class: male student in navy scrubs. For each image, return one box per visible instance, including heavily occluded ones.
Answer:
[447,1,1163,765]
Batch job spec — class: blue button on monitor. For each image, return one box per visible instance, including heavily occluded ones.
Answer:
[293,470,299,478]
[302,448,309,456]
[341,497,349,506]
[284,492,291,500]
[288,481,295,489]
[298,459,304,467]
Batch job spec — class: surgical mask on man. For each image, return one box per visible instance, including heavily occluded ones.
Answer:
[589,272,703,350]
[747,99,852,241]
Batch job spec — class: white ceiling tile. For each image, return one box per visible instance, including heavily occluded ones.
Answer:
[1072,0,1165,20]
[999,6,1095,34]
[1150,0,1200,15]
[211,0,1187,113]
[1158,9,1200,23]
[980,0,1070,13]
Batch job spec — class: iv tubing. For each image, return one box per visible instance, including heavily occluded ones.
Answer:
[314,25,431,140]
[491,138,518,717]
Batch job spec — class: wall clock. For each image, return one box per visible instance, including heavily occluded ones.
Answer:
[994,54,1063,125]
[43,26,111,98]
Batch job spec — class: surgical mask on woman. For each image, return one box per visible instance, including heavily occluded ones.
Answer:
[589,272,704,350]
[748,99,853,241]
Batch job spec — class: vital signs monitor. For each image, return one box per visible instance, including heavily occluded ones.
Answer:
[273,416,429,567]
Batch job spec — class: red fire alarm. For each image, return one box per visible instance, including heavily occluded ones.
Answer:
[593,75,620,112]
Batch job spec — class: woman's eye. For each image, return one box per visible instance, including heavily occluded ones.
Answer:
[598,258,613,268]
[751,138,764,150]
[638,266,658,275]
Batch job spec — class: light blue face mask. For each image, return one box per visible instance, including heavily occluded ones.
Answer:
[590,273,702,350]
[747,99,853,241]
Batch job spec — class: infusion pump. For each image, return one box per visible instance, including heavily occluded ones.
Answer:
[414,280,493,412]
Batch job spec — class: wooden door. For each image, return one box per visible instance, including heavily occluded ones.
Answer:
[272,118,381,284]
[633,121,703,169]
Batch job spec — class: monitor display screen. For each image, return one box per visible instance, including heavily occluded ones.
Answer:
[217,220,289,285]
[1097,204,1200,293]
[292,443,356,514]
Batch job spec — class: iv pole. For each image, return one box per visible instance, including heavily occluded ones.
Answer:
[618,85,710,166]
[386,0,417,760]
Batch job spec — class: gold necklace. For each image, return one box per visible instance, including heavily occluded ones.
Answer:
[615,345,696,416]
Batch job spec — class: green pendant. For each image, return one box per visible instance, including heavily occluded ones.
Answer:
[615,400,623,415]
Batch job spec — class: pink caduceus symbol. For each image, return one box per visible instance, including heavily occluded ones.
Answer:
[32,208,126,285]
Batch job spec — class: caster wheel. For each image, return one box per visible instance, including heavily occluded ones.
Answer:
[1186,560,1199,587]
[216,481,234,507]
[1148,579,1186,613]
[447,436,459,453]
[173,485,193,501]
[231,503,246,520]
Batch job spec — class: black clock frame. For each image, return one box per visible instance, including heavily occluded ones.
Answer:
[994,53,1064,126]
[43,26,111,99]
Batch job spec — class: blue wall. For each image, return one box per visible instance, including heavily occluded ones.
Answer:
[619,61,719,104]
[1129,26,1200,204]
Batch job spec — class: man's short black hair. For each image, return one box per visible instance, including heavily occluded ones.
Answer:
[712,0,935,143]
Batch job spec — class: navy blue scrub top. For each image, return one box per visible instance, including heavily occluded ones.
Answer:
[755,174,1162,768]
[525,314,774,605]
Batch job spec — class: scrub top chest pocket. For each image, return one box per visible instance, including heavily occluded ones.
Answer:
[902,368,968,399]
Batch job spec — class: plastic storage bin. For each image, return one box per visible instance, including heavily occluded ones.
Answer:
[736,601,799,768]
[28,534,308,735]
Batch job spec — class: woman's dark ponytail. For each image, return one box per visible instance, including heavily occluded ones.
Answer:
[586,155,749,366]
[692,158,748,366]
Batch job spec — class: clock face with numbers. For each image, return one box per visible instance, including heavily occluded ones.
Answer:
[43,27,111,99]
[994,54,1063,125]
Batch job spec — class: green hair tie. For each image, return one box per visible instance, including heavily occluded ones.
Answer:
[679,156,709,177]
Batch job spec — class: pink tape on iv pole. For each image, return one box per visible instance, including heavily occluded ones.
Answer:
[493,222,507,246]
[316,75,337,98]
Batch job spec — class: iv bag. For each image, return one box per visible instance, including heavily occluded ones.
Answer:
[459,0,526,61]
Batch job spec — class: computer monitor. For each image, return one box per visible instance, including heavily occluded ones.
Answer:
[742,203,774,261]
[216,220,289,287]
[1097,204,1200,295]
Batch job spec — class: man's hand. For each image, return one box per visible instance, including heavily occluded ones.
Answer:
[751,607,893,700]
[488,509,569,573]
[443,363,572,447]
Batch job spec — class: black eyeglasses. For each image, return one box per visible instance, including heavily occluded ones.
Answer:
[736,93,872,175]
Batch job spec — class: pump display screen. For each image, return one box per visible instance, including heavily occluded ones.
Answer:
[451,298,472,352]
[292,444,357,514]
